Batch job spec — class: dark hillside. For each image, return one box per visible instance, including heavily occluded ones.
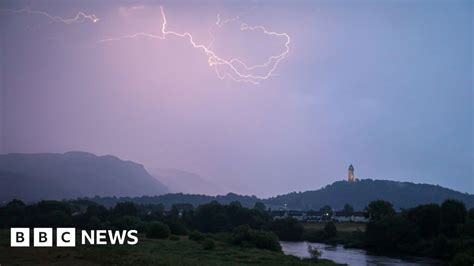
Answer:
[0,152,168,202]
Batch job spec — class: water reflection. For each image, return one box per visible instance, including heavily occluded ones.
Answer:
[280,241,443,266]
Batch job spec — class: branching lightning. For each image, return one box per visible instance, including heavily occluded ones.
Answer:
[0,7,99,24]
[99,6,290,84]
[1,5,289,84]
[207,5,256,49]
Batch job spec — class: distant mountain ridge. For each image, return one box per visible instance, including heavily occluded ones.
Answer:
[152,168,225,196]
[89,179,474,210]
[0,152,168,202]
[1,152,472,210]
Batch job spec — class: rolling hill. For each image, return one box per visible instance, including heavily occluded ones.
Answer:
[89,179,474,210]
[264,179,474,210]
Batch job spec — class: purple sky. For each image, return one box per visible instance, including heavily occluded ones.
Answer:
[0,0,472,197]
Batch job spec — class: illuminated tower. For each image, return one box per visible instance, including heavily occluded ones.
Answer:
[348,164,355,182]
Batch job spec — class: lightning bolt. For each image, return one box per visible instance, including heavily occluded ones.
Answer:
[99,6,290,84]
[207,5,257,48]
[0,7,99,24]
[1,6,289,84]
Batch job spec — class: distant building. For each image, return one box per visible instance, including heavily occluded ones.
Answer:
[334,211,352,222]
[270,210,306,221]
[288,210,306,221]
[305,210,322,221]
[348,164,355,182]
[350,211,369,223]
[271,209,369,223]
[271,210,288,220]
[334,211,368,223]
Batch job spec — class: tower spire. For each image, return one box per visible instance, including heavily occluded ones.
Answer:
[348,164,355,182]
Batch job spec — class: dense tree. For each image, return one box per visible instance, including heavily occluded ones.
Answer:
[451,253,474,266]
[323,222,337,239]
[440,199,466,238]
[432,234,451,259]
[343,203,354,214]
[2,197,473,263]
[468,208,474,220]
[403,204,440,239]
[365,200,395,221]
[231,225,281,251]
[114,215,142,230]
[229,201,242,208]
[320,205,333,221]
[194,201,228,232]
[171,203,194,212]
[86,204,109,220]
[31,201,73,227]
[0,199,26,227]
[365,216,420,252]
[192,201,270,233]
[5,199,25,209]
[166,219,188,235]
[113,202,138,217]
[253,202,266,213]
[267,218,304,241]
[36,200,71,214]
[146,221,171,239]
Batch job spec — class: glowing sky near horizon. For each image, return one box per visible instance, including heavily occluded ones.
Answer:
[0,0,472,196]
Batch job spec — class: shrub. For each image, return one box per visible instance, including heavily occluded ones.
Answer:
[323,222,337,239]
[202,239,215,250]
[308,246,322,261]
[166,220,188,235]
[267,218,304,241]
[136,221,150,233]
[451,253,474,266]
[146,221,170,239]
[303,229,324,242]
[189,230,205,241]
[231,225,281,251]
[231,225,252,245]
[169,235,180,241]
[365,216,420,253]
[432,234,456,259]
[251,231,281,251]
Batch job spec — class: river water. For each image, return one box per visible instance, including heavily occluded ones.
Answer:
[280,241,443,266]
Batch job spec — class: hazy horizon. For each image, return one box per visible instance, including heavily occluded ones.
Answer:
[1,0,472,197]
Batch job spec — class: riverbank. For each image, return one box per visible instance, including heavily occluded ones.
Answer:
[281,241,444,266]
[303,222,366,233]
[300,221,459,265]
[302,222,366,248]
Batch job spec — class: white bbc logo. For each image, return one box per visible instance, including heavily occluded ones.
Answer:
[56,228,76,247]
[10,228,30,247]
[10,228,76,247]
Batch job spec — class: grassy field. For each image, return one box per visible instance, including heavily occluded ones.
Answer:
[303,222,366,232]
[0,230,341,266]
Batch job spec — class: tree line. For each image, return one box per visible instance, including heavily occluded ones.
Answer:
[1,198,473,265]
